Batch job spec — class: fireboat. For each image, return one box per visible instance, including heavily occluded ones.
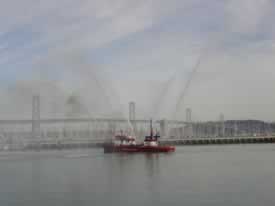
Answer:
[103,120,175,153]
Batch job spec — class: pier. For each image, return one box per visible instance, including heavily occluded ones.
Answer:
[160,136,275,146]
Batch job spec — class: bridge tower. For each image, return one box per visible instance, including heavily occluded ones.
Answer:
[32,95,41,139]
[160,119,168,138]
[129,101,136,134]
[219,113,225,137]
[184,108,193,138]
[129,101,136,121]
[234,121,238,137]
[186,108,192,123]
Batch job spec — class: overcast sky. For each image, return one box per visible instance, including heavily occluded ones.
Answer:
[0,0,275,121]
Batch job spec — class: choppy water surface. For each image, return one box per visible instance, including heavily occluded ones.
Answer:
[0,145,275,206]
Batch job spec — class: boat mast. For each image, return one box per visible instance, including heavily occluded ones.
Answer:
[150,119,153,138]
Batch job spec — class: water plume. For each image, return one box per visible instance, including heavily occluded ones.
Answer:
[172,46,209,120]
[150,75,177,120]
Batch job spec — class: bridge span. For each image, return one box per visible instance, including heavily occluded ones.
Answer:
[0,118,186,125]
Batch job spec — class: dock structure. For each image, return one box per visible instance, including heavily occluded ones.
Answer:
[160,136,275,146]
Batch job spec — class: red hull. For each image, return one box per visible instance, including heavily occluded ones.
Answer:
[104,144,175,153]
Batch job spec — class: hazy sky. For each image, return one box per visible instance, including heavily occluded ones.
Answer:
[0,0,275,121]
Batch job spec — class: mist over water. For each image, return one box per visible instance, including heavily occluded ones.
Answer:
[173,47,208,120]
[0,41,275,122]
[150,75,175,120]
[1,54,275,122]
[0,51,129,120]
